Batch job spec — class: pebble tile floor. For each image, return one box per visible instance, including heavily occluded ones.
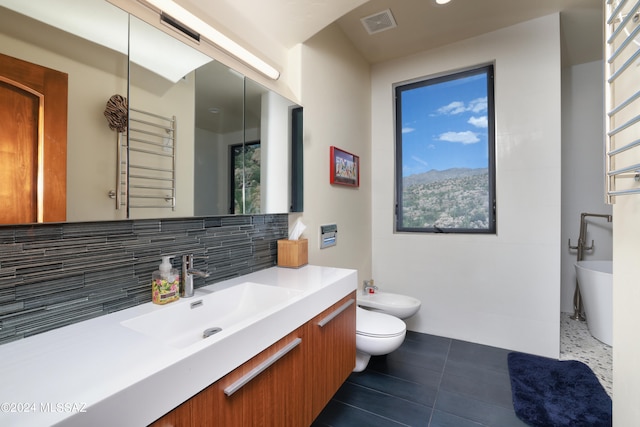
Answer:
[559,312,613,396]
[312,313,612,426]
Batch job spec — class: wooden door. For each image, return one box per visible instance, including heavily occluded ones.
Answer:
[0,52,67,224]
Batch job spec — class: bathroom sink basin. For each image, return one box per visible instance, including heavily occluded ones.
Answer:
[121,282,302,349]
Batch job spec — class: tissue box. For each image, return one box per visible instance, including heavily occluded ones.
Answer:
[277,239,308,268]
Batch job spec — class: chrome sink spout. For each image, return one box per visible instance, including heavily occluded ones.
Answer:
[181,254,209,298]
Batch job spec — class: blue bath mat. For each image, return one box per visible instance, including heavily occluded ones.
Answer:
[507,352,611,427]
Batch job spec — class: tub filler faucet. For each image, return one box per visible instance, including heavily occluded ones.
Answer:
[568,212,612,321]
[181,254,210,298]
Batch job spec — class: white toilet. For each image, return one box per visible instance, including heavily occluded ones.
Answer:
[354,306,406,372]
[353,284,422,372]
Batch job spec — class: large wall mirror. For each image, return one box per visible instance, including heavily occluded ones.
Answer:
[0,0,301,225]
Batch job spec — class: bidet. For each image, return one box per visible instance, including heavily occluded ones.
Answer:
[357,291,421,319]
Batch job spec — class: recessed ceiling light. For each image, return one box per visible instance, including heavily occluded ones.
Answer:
[436,0,451,4]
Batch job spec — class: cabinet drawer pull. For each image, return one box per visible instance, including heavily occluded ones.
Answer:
[224,337,302,397]
[317,299,354,328]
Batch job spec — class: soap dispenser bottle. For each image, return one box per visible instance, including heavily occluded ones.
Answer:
[152,256,180,305]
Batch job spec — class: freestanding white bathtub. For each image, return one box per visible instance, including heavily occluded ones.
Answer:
[574,260,612,346]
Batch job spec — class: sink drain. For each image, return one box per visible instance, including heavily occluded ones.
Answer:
[203,327,222,339]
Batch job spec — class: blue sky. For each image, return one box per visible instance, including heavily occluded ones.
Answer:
[400,72,489,177]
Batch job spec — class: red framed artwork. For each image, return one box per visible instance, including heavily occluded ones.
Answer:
[330,146,359,187]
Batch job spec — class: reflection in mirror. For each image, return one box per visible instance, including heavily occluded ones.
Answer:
[0,0,302,224]
[0,0,129,223]
[194,61,301,215]
[193,61,245,215]
[126,16,302,217]
[245,79,298,214]
[128,15,212,219]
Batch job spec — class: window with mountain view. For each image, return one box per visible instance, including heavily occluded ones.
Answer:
[231,141,261,214]
[394,64,496,233]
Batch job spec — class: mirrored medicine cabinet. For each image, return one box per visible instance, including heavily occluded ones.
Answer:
[0,0,302,225]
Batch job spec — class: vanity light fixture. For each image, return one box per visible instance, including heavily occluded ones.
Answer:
[141,0,280,80]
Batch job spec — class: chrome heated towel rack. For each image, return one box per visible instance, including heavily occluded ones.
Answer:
[605,0,640,203]
[115,108,177,211]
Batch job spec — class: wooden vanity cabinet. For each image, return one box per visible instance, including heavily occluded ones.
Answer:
[149,291,356,427]
[193,327,307,427]
[148,401,192,427]
[307,292,356,420]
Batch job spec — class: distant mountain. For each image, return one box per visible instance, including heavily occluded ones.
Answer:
[401,168,490,230]
[403,167,488,187]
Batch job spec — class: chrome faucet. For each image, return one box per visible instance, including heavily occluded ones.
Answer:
[363,279,378,295]
[181,254,209,298]
[568,212,613,320]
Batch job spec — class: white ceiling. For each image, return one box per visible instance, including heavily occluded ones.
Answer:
[338,0,603,65]
[185,0,603,67]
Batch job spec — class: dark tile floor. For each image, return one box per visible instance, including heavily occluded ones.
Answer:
[312,331,528,427]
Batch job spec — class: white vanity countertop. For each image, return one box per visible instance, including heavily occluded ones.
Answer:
[0,265,357,427]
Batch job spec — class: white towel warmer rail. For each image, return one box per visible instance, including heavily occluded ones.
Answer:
[115,108,177,212]
[605,0,640,203]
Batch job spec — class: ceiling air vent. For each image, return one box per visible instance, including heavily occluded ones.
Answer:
[360,9,397,35]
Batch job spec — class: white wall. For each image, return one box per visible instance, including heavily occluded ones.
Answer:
[560,60,612,313]
[610,15,640,419]
[294,24,372,281]
[371,14,562,357]
[614,197,640,423]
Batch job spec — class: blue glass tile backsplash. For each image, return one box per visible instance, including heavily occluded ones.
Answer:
[0,214,288,344]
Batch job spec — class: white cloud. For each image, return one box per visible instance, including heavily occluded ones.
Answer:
[402,127,415,134]
[437,101,466,115]
[436,97,487,115]
[438,131,479,144]
[468,97,487,113]
[468,116,487,128]
[411,156,430,168]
